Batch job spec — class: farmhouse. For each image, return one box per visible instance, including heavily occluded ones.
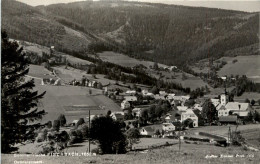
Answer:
[139,127,154,136]
[162,123,175,132]
[124,96,137,102]
[177,106,188,112]
[110,112,124,121]
[126,90,136,95]
[121,100,131,109]
[181,109,198,127]
[154,94,166,100]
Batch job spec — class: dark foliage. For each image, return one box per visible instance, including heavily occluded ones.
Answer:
[1,30,46,153]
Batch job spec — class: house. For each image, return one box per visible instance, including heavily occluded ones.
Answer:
[162,123,175,132]
[165,111,181,123]
[211,99,220,107]
[159,91,167,96]
[193,103,203,111]
[154,94,166,100]
[126,90,136,95]
[124,96,137,102]
[166,93,175,100]
[181,109,198,127]
[71,120,79,126]
[225,102,250,117]
[142,90,154,97]
[219,116,238,124]
[121,100,131,109]
[177,106,188,112]
[110,112,125,121]
[218,108,229,117]
[139,126,154,136]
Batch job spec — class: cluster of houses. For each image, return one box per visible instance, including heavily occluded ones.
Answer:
[109,88,253,137]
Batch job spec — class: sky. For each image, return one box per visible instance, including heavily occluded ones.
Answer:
[16,0,260,12]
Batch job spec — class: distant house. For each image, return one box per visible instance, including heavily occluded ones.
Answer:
[211,99,220,107]
[162,123,175,132]
[154,94,166,100]
[126,90,136,95]
[139,126,154,136]
[166,93,175,100]
[142,90,154,97]
[71,120,79,126]
[218,102,250,117]
[165,111,181,123]
[177,106,188,112]
[110,112,124,121]
[181,109,198,127]
[193,103,203,111]
[121,100,131,109]
[159,91,167,96]
[124,96,137,102]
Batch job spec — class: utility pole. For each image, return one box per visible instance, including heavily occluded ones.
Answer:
[179,123,181,152]
[88,110,91,153]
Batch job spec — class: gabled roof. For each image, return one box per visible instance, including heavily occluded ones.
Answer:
[225,102,249,111]
[142,126,154,133]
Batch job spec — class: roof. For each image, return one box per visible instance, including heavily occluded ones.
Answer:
[225,102,249,111]
[142,126,154,133]
[177,106,188,111]
[216,105,226,111]
[219,116,237,122]
[114,113,124,119]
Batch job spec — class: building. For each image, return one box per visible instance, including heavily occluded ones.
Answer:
[110,112,125,121]
[139,127,154,136]
[181,109,198,127]
[126,90,136,95]
[154,94,166,100]
[177,106,188,112]
[211,98,220,107]
[220,93,229,106]
[124,96,137,102]
[162,123,175,132]
[121,100,131,109]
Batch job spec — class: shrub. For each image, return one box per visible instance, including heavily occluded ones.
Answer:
[76,118,85,127]
[58,114,66,127]
[78,123,89,139]
[53,120,60,132]
[46,121,52,129]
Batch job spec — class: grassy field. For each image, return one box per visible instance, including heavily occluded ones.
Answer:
[3,142,259,164]
[97,51,168,68]
[191,55,260,83]
[217,55,260,83]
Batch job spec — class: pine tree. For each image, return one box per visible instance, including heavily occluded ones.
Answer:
[1,31,46,153]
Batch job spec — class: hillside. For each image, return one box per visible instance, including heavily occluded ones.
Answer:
[2,0,259,66]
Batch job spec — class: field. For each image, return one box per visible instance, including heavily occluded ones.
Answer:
[217,55,260,83]
[191,55,260,83]
[234,92,260,102]
[27,65,121,124]
[3,142,259,164]
[97,51,168,68]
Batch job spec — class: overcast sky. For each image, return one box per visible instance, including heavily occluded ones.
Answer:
[16,0,260,12]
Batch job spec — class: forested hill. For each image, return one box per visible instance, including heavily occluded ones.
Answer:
[2,0,259,66]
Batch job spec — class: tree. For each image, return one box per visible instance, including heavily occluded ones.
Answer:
[46,121,52,129]
[90,116,127,154]
[125,128,140,150]
[150,86,159,95]
[58,114,66,127]
[107,110,112,116]
[202,99,217,123]
[251,99,255,106]
[76,118,85,127]
[1,31,46,153]
[53,120,60,132]
[245,98,250,103]
[153,62,159,70]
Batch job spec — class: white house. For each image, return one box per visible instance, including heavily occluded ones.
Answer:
[225,102,250,117]
[139,127,154,136]
[121,100,131,109]
[126,90,136,95]
[177,106,188,112]
[159,91,167,96]
[211,98,220,107]
[181,109,198,127]
[154,94,166,100]
[162,123,175,132]
[166,93,175,100]
[110,112,125,121]
[124,96,137,102]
